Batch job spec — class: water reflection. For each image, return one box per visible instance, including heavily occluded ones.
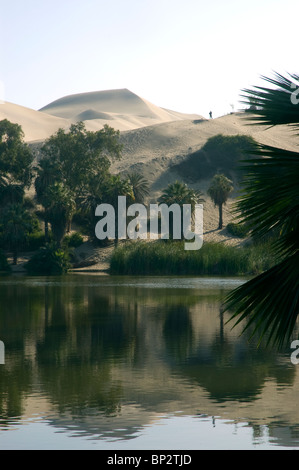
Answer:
[0,274,298,449]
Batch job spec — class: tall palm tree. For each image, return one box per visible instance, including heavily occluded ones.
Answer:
[44,183,76,246]
[224,72,299,348]
[35,158,60,240]
[2,203,36,264]
[208,174,234,229]
[106,174,135,245]
[159,181,204,238]
[126,171,150,204]
[159,180,204,208]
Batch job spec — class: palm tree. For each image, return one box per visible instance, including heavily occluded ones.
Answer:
[160,180,204,207]
[208,174,233,229]
[35,158,60,240]
[224,72,299,348]
[126,171,150,204]
[106,175,135,245]
[2,203,36,264]
[44,183,76,246]
[159,181,204,238]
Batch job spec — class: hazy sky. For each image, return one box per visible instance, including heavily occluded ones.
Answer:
[1,0,298,118]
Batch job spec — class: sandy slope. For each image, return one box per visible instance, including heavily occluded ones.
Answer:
[0,101,71,142]
[113,112,298,196]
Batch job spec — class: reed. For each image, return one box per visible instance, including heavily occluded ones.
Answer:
[110,240,278,276]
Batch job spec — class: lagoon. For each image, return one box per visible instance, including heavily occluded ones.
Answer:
[0,274,298,450]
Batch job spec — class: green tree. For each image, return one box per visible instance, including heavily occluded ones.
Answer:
[159,180,204,238]
[0,183,25,208]
[1,203,38,264]
[126,171,150,204]
[39,122,122,194]
[224,72,299,348]
[0,119,34,188]
[37,122,122,239]
[208,174,233,229]
[160,180,204,207]
[44,183,76,246]
[34,158,61,240]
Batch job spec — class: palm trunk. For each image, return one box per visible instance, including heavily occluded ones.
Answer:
[218,203,223,229]
[45,219,49,242]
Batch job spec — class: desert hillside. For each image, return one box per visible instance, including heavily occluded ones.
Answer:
[0,101,71,142]
[1,89,298,248]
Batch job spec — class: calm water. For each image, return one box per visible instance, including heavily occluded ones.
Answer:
[0,274,298,450]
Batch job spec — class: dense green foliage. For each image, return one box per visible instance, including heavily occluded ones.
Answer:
[0,119,34,187]
[110,240,278,276]
[226,222,250,238]
[25,243,71,275]
[63,232,84,248]
[0,203,40,264]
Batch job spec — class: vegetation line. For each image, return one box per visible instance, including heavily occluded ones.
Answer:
[110,240,279,276]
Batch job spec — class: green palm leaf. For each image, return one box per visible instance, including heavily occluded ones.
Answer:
[241,71,299,128]
[225,254,299,349]
[224,72,299,348]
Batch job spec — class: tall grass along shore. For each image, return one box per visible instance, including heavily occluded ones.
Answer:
[110,240,278,276]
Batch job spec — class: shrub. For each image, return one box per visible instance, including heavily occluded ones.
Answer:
[25,231,54,251]
[226,222,249,238]
[25,243,71,275]
[63,232,84,248]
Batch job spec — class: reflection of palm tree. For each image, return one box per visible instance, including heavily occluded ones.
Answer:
[225,72,299,348]
[163,304,194,362]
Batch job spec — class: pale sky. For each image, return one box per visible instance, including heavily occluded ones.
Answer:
[1,0,298,118]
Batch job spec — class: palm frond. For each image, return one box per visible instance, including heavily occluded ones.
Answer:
[241,71,299,129]
[234,143,299,256]
[225,253,299,349]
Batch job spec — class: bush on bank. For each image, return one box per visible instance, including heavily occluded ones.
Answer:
[25,243,71,275]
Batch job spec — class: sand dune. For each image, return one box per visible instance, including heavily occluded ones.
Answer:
[39,88,203,132]
[0,101,71,142]
[0,89,204,142]
[113,112,298,184]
